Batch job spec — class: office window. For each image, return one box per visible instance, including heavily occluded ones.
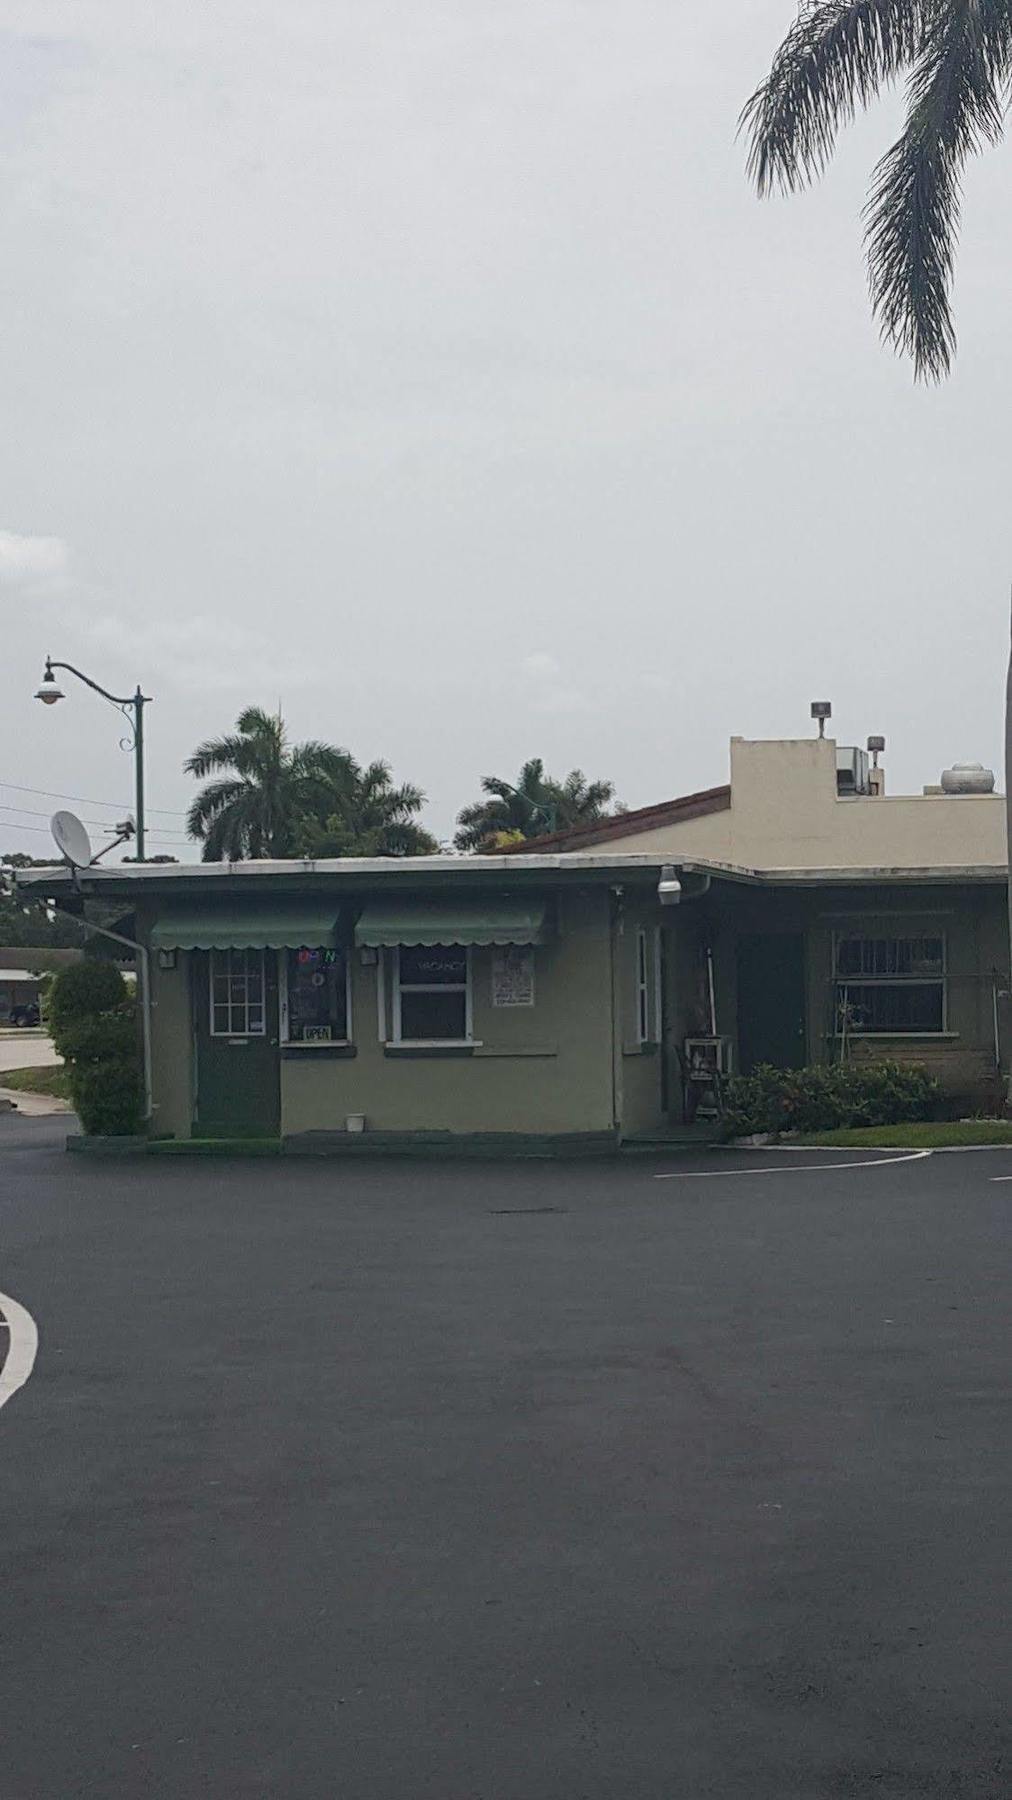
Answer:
[834,934,945,1034]
[283,947,349,1044]
[210,949,265,1037]
[394,945,470,1041]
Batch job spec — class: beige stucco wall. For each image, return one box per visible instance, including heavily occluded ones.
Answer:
[148,949,194,1137]
[280,886,618,1137]
[597,738,1007,870]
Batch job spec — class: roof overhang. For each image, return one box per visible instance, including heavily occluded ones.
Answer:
[13,852,1008,905]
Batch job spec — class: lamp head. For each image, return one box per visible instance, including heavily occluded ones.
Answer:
[35,660,64,706]
[658,863,682,907]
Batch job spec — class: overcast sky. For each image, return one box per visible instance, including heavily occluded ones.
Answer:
[2,1,1010,860]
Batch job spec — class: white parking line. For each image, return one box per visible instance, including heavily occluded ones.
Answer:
[0,1294,39,1414]
[990,1174,1012,1182]
[654,1150,933,1180]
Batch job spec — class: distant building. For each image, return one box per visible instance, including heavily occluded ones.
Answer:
[507,733,1006,872]
[0,968,44,1022]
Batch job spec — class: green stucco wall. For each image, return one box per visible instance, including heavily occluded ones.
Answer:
[280,886,618,1138]
[616,899,666,1136]
[138,876,1008,1142]
[701,882,1008,1096]
[148,950,194,1138]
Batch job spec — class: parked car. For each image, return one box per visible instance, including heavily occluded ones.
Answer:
[7,1002,40,1028]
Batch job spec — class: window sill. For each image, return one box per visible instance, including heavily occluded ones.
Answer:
[384,1040,482,1058]
[623,1040,659,1058]
[831,1031,958,1041]
[473,1045,557,1059]
[282,1042,357,1060]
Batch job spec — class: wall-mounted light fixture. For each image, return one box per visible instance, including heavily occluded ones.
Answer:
[658,864,682,906]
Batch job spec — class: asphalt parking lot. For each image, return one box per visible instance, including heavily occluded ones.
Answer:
[1,1115,1009,1799]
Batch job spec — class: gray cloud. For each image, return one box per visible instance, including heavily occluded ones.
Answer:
[0,530,68,588]
[1,3,1009,856]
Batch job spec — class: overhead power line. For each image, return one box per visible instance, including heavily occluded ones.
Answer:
[0,817,186,845]
[0,779,187,818]
[0,800,189,838]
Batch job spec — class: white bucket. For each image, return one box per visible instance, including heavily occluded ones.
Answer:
[345,1113,366,1134]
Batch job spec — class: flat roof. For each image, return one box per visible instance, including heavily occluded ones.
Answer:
[13,852,1008,897]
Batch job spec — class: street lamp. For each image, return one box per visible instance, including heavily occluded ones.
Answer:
[35,656,152,862]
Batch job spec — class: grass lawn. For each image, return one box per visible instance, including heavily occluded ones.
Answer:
[797,1120,1012,1148]
[0,1064,71,1100]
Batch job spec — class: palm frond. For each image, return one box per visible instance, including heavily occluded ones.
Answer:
[183,735,252,781]
[743,0,924,195]
[186,777,247,838]
[865,0,1011,379]
[235,706,285,747]
[289,742,356,783]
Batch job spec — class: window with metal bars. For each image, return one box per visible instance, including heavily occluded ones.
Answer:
[834,934,945,1034]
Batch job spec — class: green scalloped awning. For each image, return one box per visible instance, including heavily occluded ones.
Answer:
[354,897,548,948]
[150,905,339,951]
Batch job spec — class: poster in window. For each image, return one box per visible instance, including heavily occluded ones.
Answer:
[491,945,535,1008]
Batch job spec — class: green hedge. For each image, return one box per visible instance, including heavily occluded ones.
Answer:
[48,961,142,1136]
[48,960,127,1039]
[721,1060,939,1139]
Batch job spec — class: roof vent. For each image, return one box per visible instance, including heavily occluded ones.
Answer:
[940,763,995,795]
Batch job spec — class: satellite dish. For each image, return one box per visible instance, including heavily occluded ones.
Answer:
[51,811,94,868]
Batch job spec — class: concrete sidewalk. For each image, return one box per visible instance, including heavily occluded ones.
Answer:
[0,1086,71,1116]
[0,1035,61,1072]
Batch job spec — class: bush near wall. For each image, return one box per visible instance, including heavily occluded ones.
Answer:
[721,1061,939,1140]
[48,961,142,1136]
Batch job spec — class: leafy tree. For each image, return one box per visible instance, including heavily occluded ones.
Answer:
[185,707,357,861]
[294,759,439,858]
[743,2,1012,381]
[1,855,84,949]
[454,758,615,852]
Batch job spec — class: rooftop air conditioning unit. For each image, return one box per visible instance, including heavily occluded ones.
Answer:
[836,746,870,796]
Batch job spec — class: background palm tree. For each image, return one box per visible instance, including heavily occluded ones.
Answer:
[743,2,1011,382]
[454,758,615,852]
[294,759,439,858]
[185,707,355,861]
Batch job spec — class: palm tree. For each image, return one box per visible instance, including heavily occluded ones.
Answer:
[185,707,355,861]
[294,759,439,858]
[742,2,1012,382]
[746,5,1012,1046]
[454,758,615,852]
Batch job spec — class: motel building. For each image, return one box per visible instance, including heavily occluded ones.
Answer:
[16,842,1009,1150]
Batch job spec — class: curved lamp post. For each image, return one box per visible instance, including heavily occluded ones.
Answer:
[35,657,152,862]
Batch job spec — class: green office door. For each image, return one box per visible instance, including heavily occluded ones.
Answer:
[193,950,281,1137]
[736,934,806,1072]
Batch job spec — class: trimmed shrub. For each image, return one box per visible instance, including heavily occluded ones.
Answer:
[66,1059,143,1137]
[48,961,128,1047]
[48,961,142,1136]
[721,1060,939,1140]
